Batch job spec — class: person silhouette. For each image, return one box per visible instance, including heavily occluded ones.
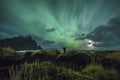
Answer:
[62,47,67,53]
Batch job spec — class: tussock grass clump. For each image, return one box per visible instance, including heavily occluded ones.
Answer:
[9,61,94,80]
[10,61,119,80]
[102,52,120,73]
[0,47,23,61]
[0,47,15,57]
[31,50,46,56]
[105,52,120,61]
[47,50,60,56]
[82,65,119,80]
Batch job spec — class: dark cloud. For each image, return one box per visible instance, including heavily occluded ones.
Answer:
[74,33,87,40]
[43,40,55,44]
[86,18,120,49]
[46,28,56,32]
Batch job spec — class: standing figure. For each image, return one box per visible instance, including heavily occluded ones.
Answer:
[62,47,67,53]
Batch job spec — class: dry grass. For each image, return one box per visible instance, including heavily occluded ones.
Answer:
[105,52,120,61]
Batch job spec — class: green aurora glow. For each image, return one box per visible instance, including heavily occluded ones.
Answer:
[0,0,120,49]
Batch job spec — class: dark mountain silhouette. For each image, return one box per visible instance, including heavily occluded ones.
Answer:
[0,35,42,50]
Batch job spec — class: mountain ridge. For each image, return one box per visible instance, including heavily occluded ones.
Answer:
[0,35,42,50]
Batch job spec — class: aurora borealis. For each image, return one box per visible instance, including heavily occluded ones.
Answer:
[0,0,120,50]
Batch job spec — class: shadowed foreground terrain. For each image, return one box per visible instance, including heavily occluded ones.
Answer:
[0,47,120,80]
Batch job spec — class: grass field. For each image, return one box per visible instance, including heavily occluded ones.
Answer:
[0,47,120,80]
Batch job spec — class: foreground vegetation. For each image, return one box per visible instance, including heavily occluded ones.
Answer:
[0,47,120,80]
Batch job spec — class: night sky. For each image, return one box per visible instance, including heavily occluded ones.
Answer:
[0,0,120,50]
